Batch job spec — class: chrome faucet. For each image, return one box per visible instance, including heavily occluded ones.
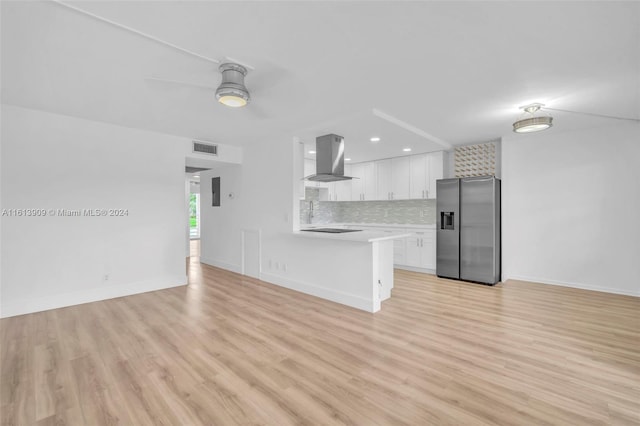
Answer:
[308,200,314,224]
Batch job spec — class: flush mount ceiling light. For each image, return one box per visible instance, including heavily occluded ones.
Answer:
[513,103,553,133]
[216,63,250,108]
[308,150,316,154]
[370,137,381,142]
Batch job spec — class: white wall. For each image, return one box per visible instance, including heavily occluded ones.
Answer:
[502,122,640,296]
[199,136,294,274]
[1,105,189,317]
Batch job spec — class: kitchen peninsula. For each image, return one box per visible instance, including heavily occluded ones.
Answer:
[280,228,410,313]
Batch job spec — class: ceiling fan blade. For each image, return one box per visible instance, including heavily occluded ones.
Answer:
[247,68,287,95]
[145,76,216,91]
[246,103,271,119]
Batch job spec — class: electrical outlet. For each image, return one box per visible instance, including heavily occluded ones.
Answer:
[275,262,279,270]
[282,263,287,272]
[104,274,110,281]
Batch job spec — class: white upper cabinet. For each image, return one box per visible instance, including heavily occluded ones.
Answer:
[352,161,377,201]
[376,157,410,200]
[337,179,352,201]
[409,154,428,199]
[350,163,364,200]
[375,159,393,200]
[314,151,445,202]
[408,151,445,199]
[327,165,352,201]
[391,156,411,200]
[362,162,376,200]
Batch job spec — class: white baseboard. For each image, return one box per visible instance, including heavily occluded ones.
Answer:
[506,274,639,297]
[260,271,375,312]
[0,274,188,318]
[394,265,436,275]
[200,256,241,274]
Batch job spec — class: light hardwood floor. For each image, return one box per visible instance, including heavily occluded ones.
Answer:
[2,250,639,425]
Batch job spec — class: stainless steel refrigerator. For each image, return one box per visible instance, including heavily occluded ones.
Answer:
[436,176,501,285]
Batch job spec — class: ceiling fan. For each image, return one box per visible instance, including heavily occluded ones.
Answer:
[51,1,304,119]
[145,59,276,119]
[150,61,252,108]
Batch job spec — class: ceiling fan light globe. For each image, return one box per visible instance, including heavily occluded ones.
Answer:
[217,95,248,108]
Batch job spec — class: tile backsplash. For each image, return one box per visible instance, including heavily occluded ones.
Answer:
[300,188,436,225]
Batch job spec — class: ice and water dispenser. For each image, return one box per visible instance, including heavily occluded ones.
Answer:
[440,212,455,230]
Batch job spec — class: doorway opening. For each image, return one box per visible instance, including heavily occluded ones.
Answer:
[189,192,200,239]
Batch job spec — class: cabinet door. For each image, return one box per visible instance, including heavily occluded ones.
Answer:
[391,157,411,200]
[427,151,444,198]
[350,163,364,200]
[404,236,421,267]
[337,181,351,201]
[409,154,428,199]
[362,162,376,200]
[327,182,337,201]
[337,165,352,201]
[420,230,436,269]
[376,159,392,200]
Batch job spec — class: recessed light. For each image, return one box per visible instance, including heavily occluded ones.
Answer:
[308,150,316,154]
[403,148,412,152]
[345,158,351,161]
[370,137,380,142]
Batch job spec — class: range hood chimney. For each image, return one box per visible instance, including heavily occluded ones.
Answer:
[305,134,354,182]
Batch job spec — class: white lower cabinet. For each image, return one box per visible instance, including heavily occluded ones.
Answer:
[350,225,436,272]
[401,230,436,270]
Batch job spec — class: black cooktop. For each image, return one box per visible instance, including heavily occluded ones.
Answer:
[301,228,363,234]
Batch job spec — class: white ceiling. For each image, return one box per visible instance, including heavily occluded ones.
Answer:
[2,1,638,160]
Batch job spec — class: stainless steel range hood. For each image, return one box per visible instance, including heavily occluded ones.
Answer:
[304,134,354,182]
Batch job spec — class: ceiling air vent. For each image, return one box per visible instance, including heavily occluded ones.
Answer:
[193,141,218,156]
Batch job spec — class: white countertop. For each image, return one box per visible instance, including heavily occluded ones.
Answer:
[293,229,412,243]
